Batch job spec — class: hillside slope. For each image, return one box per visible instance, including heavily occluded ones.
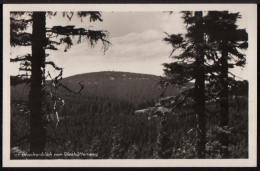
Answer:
[11,71,180,104]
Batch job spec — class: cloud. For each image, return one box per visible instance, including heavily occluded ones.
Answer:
[46,29,173,77]
[10,12,184,77]
[107,29,171,60]
[10,11,249,78]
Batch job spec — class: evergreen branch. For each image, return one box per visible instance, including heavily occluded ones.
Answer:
[17,74,31,78]
[10,12,32,18]
[46,26,111,52]
[162,62,195,85]
[10,17,32,32]
[11,32,32,46]
[10,54,31,62]
[18,67,31,72]
[45,44,58,50]
[77,11,103,22]
[46,26,87,35]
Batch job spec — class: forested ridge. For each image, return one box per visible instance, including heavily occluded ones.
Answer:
[11,71,248,159]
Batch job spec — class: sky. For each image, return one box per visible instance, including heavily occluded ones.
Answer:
[11,11,249,78]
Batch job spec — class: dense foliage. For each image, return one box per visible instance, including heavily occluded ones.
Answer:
[11,72,248,159]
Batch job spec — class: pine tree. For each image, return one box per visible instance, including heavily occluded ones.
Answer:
[10,11,110,153]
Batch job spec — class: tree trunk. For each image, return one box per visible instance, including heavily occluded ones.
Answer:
[29,12,46,153]
[194,11,206,158]
[219,44,229,158]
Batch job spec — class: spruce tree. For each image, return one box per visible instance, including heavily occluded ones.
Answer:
[204,11,248,158]
[163,11,248,158]
[10,11,110,153]
[163,11,207,158]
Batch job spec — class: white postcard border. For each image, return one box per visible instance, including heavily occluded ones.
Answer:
[2,4,257,167]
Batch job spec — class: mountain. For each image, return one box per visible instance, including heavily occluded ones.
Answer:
[11,71,180,104]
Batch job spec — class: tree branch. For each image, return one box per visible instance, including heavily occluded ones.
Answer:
[10,54,31,62]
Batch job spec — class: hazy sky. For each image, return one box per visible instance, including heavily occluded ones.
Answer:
[11,11,249,78]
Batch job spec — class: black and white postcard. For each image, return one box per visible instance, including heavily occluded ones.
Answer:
[2,4,257,167]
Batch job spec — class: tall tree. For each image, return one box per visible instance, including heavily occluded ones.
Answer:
[10,11,110,153]
[29,12,46,153]
[204,11,248,158]
[162,11,248,158]
[137,10,248,159]
[163,11,207,158]
[193,11,206,158]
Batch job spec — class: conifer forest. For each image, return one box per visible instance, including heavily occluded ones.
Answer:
[10,10,249,159]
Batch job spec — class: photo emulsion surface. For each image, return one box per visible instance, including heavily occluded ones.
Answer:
[4,4,257,166]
